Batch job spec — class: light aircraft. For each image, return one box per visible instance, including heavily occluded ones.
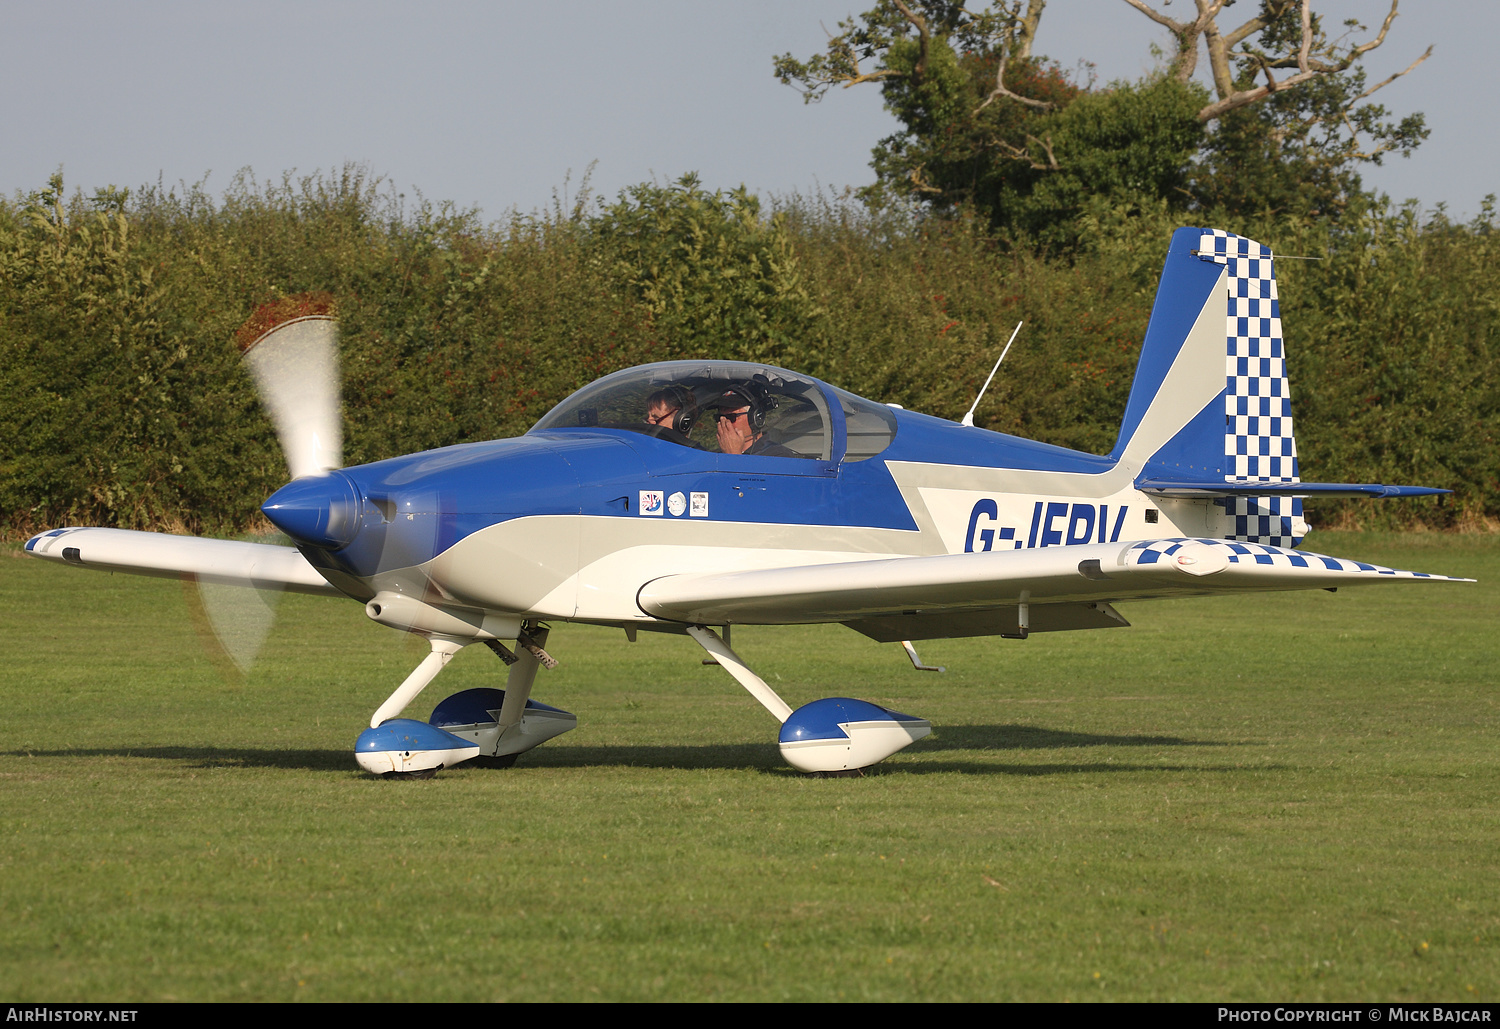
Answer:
[24,228,1471,777]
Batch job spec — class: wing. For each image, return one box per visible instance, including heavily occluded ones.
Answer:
[637,537,1472,642]
[24,527,344,596]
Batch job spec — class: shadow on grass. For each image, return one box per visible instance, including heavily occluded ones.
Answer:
[865,760,1285,778]
[517,746,1275,779]
[3,724,1236,777]
[925,723,1231,752]
[4,746,350,771]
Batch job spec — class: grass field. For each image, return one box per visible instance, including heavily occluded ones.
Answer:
[1,532,1495,1002]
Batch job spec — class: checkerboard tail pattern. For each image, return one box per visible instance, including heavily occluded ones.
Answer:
[1198,230,1302,547]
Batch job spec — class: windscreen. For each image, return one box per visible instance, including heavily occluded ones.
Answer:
[531,361,834,460]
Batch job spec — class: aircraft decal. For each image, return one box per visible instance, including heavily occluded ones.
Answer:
[1197,230,1298,483]
[964,498,1130,552]
[639,490,663,515]
[963,499,1015,552]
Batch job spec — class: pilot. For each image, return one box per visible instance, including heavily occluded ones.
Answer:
[712,385,796,457]
[644,385,698,438]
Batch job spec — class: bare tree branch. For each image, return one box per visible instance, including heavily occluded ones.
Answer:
[992,133,1060,170]
[1205,0,1295,98]
[1121,0,1187,33]
[1297,0,1312,75]
[1014,0,1045,59]
[1352,43,1433,104]
[974,46,1056,114]
[890,0,931,80]
[1220,0,1295,49]
[1190,0,1425,123]
[1121,0,1229,83]
[1348,0,1401,62]
[1257,1,1401,72]
[1274,42,1432,153]
[840,70,905,89]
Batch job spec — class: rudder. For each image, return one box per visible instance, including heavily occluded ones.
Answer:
[1202,228,1302,546]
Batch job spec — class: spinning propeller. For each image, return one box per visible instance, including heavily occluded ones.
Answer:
[192,304,389,669]
[198,300,572,777]
[241,313,343,480]
[189,303,375,675]
[184,306,344,677]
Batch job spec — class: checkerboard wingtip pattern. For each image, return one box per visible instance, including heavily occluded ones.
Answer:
[1199,230,1302,548]
[1127,538,1468,580]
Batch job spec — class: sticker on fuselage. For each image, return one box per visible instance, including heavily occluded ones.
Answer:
[639,490,664,515]
[667,491,687,517]
[690,492,708,517]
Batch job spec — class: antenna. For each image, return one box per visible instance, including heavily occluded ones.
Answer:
[960,321,1023,428]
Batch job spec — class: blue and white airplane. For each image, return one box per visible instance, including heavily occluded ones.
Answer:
[23,228,1471,777]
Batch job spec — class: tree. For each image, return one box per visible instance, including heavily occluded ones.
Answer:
[775,1,1430,232]
[1126,0,1429,125]
[1129,0,1430,217]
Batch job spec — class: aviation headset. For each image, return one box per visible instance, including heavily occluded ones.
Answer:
[714,384,776,433]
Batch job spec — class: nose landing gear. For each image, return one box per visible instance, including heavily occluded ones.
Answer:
[354,622,575,778]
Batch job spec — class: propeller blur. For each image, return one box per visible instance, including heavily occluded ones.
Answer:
[24,228,1472,778]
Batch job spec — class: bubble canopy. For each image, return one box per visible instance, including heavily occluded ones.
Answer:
[529,360,896,463]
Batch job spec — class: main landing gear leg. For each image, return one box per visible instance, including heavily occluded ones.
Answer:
[478,623,552,767]
[686,625,792,722]
[686,625,932,776]
[354,625,576,779]
[432,621,577,769]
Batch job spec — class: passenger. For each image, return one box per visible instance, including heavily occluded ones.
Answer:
[711,385,796,457]
[644,386,698,438]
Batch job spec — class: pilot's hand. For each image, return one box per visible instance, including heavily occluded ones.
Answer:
[717,408,753,455]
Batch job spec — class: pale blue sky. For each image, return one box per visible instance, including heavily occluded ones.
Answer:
[4,1,1488,220]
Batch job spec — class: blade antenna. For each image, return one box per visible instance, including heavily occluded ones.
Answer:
[961,321,1023,428]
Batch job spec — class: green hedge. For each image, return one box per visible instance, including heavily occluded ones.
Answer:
[1,171,1494,536]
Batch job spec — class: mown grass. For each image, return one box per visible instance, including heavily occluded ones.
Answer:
[0,532,1495,1001]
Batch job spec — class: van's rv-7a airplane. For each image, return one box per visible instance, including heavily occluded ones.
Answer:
[24,228,1471,777]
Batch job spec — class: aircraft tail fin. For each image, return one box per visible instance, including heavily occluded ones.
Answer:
[1111,227,1304,547]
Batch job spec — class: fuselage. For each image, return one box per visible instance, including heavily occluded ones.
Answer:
[263,360,1228,630]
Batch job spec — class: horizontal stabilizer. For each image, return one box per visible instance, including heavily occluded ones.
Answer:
[636,538,1470,638]
[1138,479,1451,499]
[24,527,344,596]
